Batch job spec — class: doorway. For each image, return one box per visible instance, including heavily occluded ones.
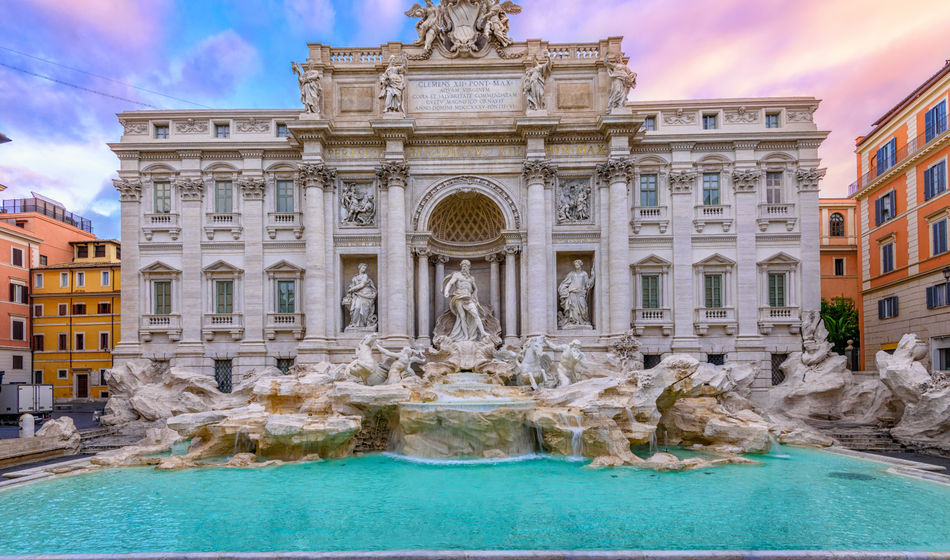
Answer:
[76,373,89,399]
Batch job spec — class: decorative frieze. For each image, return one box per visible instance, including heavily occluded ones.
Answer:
[235,118,270,134]
[724,106,759,124]
[663,109,696,126]
[556,178,592,224]
[175,119,209,134]
[113,179,142,202]
[340,183,377,226]
[120,120,147,135]
[786,108,815,123]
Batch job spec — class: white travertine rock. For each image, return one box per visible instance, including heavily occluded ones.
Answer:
[891,386,950,451]
[877,333,932,404]
[35,416,80,454]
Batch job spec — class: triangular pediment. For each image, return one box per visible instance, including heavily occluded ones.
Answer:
[203,260,244,274]
[694,253,735,267]
[635,254,672,267]
[758,252,799,266]
[140,261,180,274]
[265,260,304,273]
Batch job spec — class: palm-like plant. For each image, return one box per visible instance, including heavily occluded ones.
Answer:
[820,297,860,355]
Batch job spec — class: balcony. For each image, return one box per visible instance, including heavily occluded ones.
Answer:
[204,213,243,240]
[631,308,672,336]
[202,313,244,341]
[693,205,733,233]
[631,206,669,234]
[693,307,736,335]
[849,115,949,197]
[140,314,182,342]
[143,213,181,241]
[758,306,801,335]
[266,212,304,240]
[756,203,797,232]
[266,312,305,340]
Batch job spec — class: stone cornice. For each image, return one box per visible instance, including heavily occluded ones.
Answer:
[369,118,415,141]
[515,116,560,138]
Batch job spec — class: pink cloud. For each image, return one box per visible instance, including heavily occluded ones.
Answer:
[23,0,171,49]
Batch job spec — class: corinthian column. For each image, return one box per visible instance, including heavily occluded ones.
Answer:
[504,245,520,344]
[112,179,142,363]
[596,158,633,337]
[297,163,336,362]
[732,169,762,339]
[434,255,449,319]
[522,160,556,337]
[238,176,267,369]
[376,161,411,345]
[414,248,431,344]
[175,177,205,368]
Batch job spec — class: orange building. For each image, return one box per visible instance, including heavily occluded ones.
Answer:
[0,222,42,384]
[850,61,950,371]
[819,198,860,304]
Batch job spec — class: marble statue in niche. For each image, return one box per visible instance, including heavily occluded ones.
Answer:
[340,183,376,226]
[522,56,552,111]
[379,55,408,113]
[292,62,323,116]
[558,259,594,329]
[556,178,592,223]
[442,259,491,341]
[606,55,637,112]
[343,263,378,331]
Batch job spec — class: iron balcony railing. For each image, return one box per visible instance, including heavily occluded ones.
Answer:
[0,198,93,232]
[849,115,949,197]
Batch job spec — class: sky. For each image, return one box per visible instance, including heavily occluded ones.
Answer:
[1,0,950,240]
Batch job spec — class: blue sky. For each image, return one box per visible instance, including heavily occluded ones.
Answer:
[2,0,950,240]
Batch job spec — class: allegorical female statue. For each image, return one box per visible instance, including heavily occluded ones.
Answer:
[606,55,637,112]
[291,61,323,116]
[522,56,552,112]
[342,263,377,330]
[378,55,407,113]
[442,259,491,341]
[558,259,594,328]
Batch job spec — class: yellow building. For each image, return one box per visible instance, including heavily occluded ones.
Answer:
[31,240,120,400]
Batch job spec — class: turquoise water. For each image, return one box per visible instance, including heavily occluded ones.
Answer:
[1,446,949,554]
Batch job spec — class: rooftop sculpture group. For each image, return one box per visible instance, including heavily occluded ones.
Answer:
[405,0,522,58]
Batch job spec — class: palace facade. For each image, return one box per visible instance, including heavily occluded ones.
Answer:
[110,10,828,402]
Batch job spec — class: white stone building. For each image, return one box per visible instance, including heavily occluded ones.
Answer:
[110,7,827,400]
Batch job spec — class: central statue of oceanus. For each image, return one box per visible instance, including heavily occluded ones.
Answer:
[433,259,502,344]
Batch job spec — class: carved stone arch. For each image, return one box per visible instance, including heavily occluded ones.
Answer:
[264,162,298,173]
[696,154,732,172]
[412,175,521,233]
[141,163,177,175]
[761,151,796,162]
[635,155,668,167]
[202,162,241,173]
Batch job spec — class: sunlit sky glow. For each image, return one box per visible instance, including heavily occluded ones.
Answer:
[2,0,949,239]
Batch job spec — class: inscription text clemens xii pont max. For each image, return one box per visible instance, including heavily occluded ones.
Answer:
[409,79,521,113]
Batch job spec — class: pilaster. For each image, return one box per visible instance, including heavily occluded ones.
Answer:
[174,176,206,369]
[237,175,267,370]
[668,169,700,354]
[596,157,634,338]
[112,179,142,363]
[522,159,556,337]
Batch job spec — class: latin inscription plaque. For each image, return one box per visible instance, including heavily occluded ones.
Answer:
[408,79,521,113]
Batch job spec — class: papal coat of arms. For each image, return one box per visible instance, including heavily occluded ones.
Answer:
[405,0,522,58]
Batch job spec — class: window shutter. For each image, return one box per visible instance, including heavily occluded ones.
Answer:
[940,161,947,193]
[925,168,933,200]
[874,198,882,226]
[927,286,936,309]
[8,284,13,302]
[878,299,885,319]
[889,191,896,217]
[893,297,899,317]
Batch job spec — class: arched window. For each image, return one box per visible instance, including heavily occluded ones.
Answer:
[830,213,845,237]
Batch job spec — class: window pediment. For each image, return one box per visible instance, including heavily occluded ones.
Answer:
[635,255,672,269]
[758,252,799,267]
[694,253,735,268]
[203,260,244,275]
[141,261,181,276]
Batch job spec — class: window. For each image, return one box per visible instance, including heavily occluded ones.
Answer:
[33,304,43,317]
[878,295,899,319]
[9,284,28,304]
[924,161,947,200]
[216,280,234,314]
[704,274,723,308]
[58,303,67,316]
[72,303,86,315]
[829,212,845,237]
[14,221,24,228]
[771,353,788,386]
[39,255,47,265]
[276,280,296,313]
[98,302,111,314]
[116,247,120,259]
[94,245,106,258]
[75,333,85,351]
[214,360,233,393]
[153,181,172,213]
[641,274,660,309]
[707,354,725,366]
[642,116,656,131]
[276,180,295,213]
[60,272,68,287]
[34,273,43,288]
[875,138,897,175]
[834,258,845,277]
[874,190,896,225]
[58,333,67,350]
[276,358,294,375]
[643,354,662,369]
[933,218,948,256]
[32,334,44,351]
[102,271,110,286]
[214,181,233,214]
[702,173,720,205]
[765,172,783,204]
[155,124,169,139]
[925,100,947,142]
[702,114,717,130]
[11,247,23,267]
[153,281,171,315]
[276,123,289,138]
[639,174,658,207]
[33,371,43,384]
[57,369,68,380]
[768,273,786,307]
[11,319,24,341]
[77,245,88,258]
[99,332,110,350]
[765,113,780,129]
[76,272,85,287]
[215,124,230,138]
[938,348,950,371]
[881,241,895,274]
[926,282,950,309]
[12,355,23,369]
[98,369,108,386]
